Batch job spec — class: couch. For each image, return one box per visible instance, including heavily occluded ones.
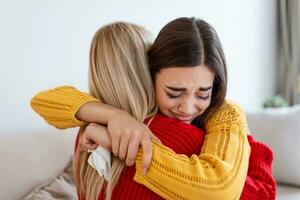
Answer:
[1,106,300,200]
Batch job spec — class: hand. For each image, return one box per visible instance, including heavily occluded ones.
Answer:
[107,110,159,173]
[79,123,112,152]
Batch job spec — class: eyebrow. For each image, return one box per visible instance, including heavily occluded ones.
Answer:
[165,86,212,92]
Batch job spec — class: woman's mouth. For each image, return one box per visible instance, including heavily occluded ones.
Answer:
[173,113,195,122]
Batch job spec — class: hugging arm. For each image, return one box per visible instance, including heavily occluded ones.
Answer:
[134,102,251,199]
[31,86,154,168]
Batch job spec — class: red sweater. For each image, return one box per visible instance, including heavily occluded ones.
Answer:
[241,135,276,200]
[75,114,276,200]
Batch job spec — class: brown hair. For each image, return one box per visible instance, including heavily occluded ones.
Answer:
[148,17,227,127]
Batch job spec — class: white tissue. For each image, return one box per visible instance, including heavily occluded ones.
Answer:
[87,146,111,181]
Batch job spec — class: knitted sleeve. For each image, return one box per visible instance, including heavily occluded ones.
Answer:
[240,135,276,200]
[30,86,99,129]
[134,101,251,200]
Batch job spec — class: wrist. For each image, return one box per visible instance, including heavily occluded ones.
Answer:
[107,108,126,124]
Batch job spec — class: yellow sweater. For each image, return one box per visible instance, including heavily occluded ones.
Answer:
[31,86,250,200]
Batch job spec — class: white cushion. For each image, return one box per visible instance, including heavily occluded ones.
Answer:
[0,128,77,200]
[23,159,77,200]
[246,105,300,186]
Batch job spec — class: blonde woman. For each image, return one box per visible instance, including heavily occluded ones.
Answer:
[32,18,276,200]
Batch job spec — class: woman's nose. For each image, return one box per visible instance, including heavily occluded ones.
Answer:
[178,98,197,115]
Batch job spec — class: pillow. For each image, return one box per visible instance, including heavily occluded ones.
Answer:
[23,159,77,200]
[246,104,300,186]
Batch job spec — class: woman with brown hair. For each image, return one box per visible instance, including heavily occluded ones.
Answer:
[31,17,276,199]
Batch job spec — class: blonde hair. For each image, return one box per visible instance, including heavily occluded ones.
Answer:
[74,22,157,200]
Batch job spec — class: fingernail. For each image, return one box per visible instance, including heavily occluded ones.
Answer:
[142,167,147,176]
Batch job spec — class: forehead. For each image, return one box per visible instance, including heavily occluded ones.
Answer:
[155,65,215,87]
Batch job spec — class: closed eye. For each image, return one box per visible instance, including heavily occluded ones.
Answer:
[167,93,181,99]
[196,95,211,101]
